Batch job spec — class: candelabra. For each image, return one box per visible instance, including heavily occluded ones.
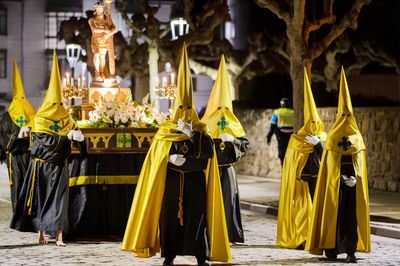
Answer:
[154,73,177,114]
[62,74,89,109]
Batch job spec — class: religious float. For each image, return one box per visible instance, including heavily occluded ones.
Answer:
[60,0,175,238]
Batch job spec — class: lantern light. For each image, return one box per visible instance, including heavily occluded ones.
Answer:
[170,17,189,40]
[66,43,82,68]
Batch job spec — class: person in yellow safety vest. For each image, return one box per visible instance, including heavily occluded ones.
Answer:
[266,98,294,165]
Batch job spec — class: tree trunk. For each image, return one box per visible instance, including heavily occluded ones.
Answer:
[290,59,304,131]
[134,73,149,102]
[290,59,312,131]
[148,41,160,109]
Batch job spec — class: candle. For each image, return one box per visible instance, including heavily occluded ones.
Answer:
[171,73,175,85]
[71,78,74,86]
[162,77,167,87]
[66,73,70,84]
[155,78,159,88]
[63,77,66,87]
[78,77,81,89]
[82,77,86,88]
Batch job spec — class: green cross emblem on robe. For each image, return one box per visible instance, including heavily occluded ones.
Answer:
[338,136,352,151]
[49,121,62,133]
[217,116,229,130]
[16,116,28,127]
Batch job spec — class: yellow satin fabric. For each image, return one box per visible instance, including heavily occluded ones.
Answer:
[33,50,77,136]
[204,147,232,261]
[296,68,327,141]
[121,44,231,262]
[170,43,203,126]
[305,150,370,254]
[276,69,326,248]
[276,135,313,248]
[8,60,36,128]
[201,55,245,138]
[305,67,370,254]
[7,151,13,186]
[121,123,231,262]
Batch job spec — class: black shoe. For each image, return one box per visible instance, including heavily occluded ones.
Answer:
[197,260,210,266]
[163,258,174,266]
[324,249,337,260]
[346,254,357,263]
[196,257,211,266]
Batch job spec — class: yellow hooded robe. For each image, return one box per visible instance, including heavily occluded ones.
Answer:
[121,43,231,262]
[305,67,370,254]
[276,69,327,248]
[201,55,245,139]
[8,60,36,128]
[33,50,77,136]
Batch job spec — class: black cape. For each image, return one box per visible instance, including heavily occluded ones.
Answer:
[325,155,358,256]
[160,131,214,260]
[300,141,324,200]
[214,136,249,243]
[10,133,71,233]
[0,112,30,212]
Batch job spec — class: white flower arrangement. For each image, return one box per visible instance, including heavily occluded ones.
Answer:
[77,94,165,128]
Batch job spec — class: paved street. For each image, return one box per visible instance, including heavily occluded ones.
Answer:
[1,164,400,265]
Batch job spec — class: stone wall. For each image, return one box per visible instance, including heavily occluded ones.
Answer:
[234,106,400,192]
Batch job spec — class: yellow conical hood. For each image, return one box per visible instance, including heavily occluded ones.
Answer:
[325,67,364,154]
[170,43,203,127]
[201,55,246,138]
[8,59,36,127]
[297,68,326,141]
[33,50,77,135]
[338,66,353,115]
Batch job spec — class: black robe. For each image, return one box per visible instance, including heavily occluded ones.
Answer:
[214,136,249,243]
[0,112,30,212]
[325,155,358,256]
[300,142,324,200]
[160,131,214,260]
[10,133,72,233]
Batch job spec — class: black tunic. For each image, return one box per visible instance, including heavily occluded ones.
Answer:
[325,155,358,256]
[0,112,30,212]
[10,133,72,233]
[214,136,249,243]
[160,131,214,260]
[300,142,324,200]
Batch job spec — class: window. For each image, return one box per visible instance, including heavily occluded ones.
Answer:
[45,11,82,50]
[0,49,6,79]
[0,6,6,35]
[45,51,66,79]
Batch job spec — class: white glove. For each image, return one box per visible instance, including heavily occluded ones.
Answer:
[305,134,320,145]
[342,175,357,187]
[168,154,186,166]
[177,119,193,137]
[219,133,234,142]
[72,130,85,142]
[18,126,31,139]
[67,130,74,140]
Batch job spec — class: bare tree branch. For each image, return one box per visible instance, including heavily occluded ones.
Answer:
[303,0,336,44]
[309,0,372,60]
[253,0,290,25]
[115,0,152,43]
[292,0,306,36]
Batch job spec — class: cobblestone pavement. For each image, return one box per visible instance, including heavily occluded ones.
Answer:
[1,200,400,265]
[1,164,400,265]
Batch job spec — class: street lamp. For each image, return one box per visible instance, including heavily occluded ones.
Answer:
[66,43,81,68]
[170,17,189,40]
